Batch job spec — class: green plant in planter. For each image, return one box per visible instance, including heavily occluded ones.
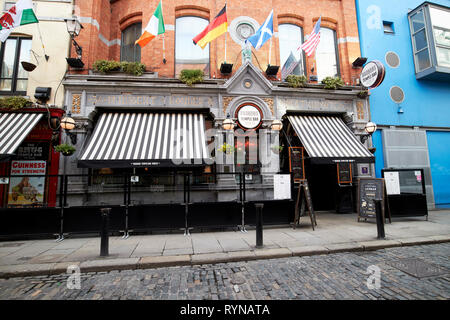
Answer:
[271,145,284,153]
[93,60,121,73]
[321,76,344,89]
[285,75,307,88]
[54,144,76,156]
[217,143,235,154]
[120,61,146,76]
[0,96,33,110]
[179,69,204,86]
[357,89,369,99]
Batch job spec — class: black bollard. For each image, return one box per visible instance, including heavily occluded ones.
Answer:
[374,200,385,239]
[100,208,111,256]
[255,203,264,248]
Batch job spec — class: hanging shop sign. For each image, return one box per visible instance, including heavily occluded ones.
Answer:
[235,103,263,130]
[8,160,47,207]
[360,60,386,88]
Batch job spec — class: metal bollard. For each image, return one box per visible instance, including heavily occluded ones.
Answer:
[255,203,264,248]
[374,200,385,239]
[100,208,111,256]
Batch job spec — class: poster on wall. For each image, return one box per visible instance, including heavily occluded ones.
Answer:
[8,160,47,207]
[384,171,401,195]
[273,174,291,200]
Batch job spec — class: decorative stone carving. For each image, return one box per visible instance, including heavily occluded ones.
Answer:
[222,96,234,115]
[356,101,365,120]
[262,98,274,116]
[71,94,81,114]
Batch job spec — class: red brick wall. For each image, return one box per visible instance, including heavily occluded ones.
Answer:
[74,0,361,83]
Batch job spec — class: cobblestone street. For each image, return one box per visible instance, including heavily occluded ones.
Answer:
[0,243,448,301]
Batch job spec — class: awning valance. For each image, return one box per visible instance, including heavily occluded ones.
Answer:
[78,112,211,168]
[0,112,43,160]
[287,115,374,164]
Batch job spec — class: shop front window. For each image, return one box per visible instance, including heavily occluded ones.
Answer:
[175,16,210,76]
[121,23,142,62]
[279,24,304,77]
[315,28,339,81]
[0,37,32,94]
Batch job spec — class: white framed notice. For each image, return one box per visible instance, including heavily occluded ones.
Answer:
[273,174,291,200]
[384,171,400,195]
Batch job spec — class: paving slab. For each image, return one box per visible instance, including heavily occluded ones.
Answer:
[325,243,364,253]
[163,248,193,256]
[226,250,257,262]
[217,238,251,252]
[191,253,229,265]
[253,248,292,259]
[397,237,437,246]
[358,240,402,251]
[0,263,56,278]
[289,245,329,256]
[138,255,191,268]
[80,258,139,273]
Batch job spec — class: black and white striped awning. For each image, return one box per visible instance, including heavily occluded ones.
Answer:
[79,112,211,168]
[0,113,43,160]
[287,115,374,164]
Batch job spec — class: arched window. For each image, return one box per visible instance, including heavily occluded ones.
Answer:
[175,16,210,76]
[0,37,32,94]
[279,24,305,78]
[121,23,142,62]
[316,27,339,81]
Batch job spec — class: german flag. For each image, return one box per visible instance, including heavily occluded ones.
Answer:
[193,4,227,49]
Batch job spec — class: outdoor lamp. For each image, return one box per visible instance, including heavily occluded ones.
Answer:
[271,119,283,131]
[222,113,235,131]
[360,121,377,143]
[61,114,77,144]
[65,18,83,37]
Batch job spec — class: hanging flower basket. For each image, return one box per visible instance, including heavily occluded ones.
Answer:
[217,143,235,154]
[55,143,76,156]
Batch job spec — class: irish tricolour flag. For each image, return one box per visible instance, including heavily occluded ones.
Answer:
[135,1,165,48]
[0,0,39,42]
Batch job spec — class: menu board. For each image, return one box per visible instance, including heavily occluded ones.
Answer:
[357,178,384,220]
[289,147,305,182]
[273,174,291,200]
[384,171,400,195]
[337,163,352,184]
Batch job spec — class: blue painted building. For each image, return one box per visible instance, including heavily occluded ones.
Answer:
[355,0,450,208]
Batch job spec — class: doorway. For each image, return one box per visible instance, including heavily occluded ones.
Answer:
[304,161,338,211]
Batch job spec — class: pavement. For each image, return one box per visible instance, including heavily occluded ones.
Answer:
[0,210,449,279]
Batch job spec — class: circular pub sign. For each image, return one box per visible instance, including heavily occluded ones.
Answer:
[235,103,263,130]
[360,60,386,89]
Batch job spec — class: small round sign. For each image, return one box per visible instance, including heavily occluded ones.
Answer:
[235,103,263,130]
[360,60,385,88]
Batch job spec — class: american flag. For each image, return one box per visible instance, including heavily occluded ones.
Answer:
[299,16,321,56]
[281,52,299,80]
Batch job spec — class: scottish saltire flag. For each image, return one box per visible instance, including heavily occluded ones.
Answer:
[299,16,321,56]
[281,52,300,80]
[246,10,273,50]
[0,0,38,42]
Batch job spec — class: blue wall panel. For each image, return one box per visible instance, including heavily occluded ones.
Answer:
[427,131,450,207]
[372,129,384,178]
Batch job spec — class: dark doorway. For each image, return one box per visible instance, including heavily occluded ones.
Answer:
[305,160,338,211]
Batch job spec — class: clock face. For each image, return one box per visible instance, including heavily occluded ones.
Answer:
[236,23,255,40]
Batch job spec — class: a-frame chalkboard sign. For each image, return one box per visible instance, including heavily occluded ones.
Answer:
[293,179,317,230]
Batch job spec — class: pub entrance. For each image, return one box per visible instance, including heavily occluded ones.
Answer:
[305,161,338,211]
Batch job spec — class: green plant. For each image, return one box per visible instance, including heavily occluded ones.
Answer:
[321,76,344,89]
[217,143,235,154]
[271,145,284,153]
[92,60,121,73]
[120,61,146,76]
[179,69,204,86]
[54,143,76,155]
[0,96,33,110]
[357,90,369,99]
[285,75,307,88]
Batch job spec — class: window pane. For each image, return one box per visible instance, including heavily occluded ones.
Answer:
[429,7,450,31]
[0,79,12,91]
[436,47,450,68]
[413,29,428,52]
[415,49,431,71]
[17,39,31,79]
[411,10,425,33]
[433,27,450,47]
[316,28,338,81]
[121,23,141,62]
[1,38,17,78]
[279,24,304,77]
[175,17,210,76]
[15,79,27,92]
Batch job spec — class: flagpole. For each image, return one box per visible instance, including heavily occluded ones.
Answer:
[268,37,272,65]
[224,2,227,62]
[161,0,166,63]
[36,23,49,61]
